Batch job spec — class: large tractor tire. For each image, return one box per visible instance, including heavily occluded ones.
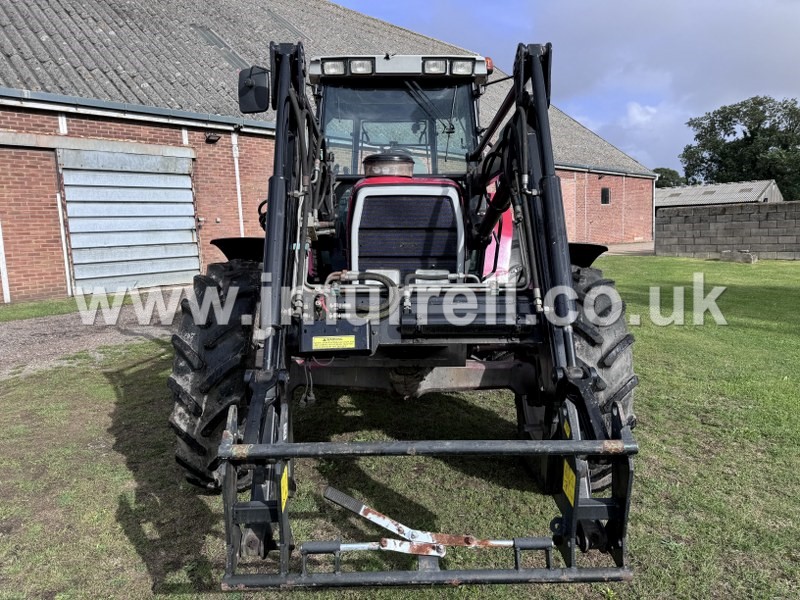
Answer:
[517,265,638,492]
[571,265,638,489]
[168,259,261,491]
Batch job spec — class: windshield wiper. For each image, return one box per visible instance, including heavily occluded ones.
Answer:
[443,85,458,162]
[403,81,455,136]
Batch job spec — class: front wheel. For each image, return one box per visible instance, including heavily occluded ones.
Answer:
[517,265,638,492]
[167,260,260,491]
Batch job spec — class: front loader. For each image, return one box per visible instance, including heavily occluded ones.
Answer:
[168,41,638,589]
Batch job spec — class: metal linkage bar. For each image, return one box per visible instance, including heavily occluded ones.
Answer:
[222,567,633,590]
[323,486,551,554]
[220,438,638,461]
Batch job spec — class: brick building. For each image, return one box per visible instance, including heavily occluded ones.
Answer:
[0,0,654,302]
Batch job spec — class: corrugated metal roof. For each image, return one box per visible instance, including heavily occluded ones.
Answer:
[0,0,654,177]
[655,180,782,208]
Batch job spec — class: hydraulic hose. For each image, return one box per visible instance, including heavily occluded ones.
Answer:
[476,181,512,247]
[325,271,399,319]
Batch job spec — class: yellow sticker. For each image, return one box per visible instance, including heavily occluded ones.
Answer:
[280,466,289,512]
[563,420,571,439]
[562,459,576,506]
[312,335,356,350]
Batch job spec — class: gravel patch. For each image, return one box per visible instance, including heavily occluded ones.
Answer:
[0,305,177,380]
[604,241,655,256]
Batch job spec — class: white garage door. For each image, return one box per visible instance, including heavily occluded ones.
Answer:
[59,149,200,293]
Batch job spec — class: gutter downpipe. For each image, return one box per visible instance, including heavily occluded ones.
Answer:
[55,192,73,297]
[231,132,245,237]
[0,220,9,303]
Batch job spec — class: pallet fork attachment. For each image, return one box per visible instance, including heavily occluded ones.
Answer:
[218,397,637,589]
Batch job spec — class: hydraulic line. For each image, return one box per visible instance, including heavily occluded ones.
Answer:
[325,271,399,319]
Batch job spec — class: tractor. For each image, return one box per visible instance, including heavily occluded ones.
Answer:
[168,41,638,589]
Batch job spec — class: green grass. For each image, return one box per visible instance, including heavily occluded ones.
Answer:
[0,290,164,323]
[0,297,80,322]
[0,256,798,599]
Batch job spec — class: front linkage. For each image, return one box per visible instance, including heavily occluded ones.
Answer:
[215,42,638,589]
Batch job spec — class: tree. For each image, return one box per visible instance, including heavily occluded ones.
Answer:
[653,167,686,188]
[680,96,800,200]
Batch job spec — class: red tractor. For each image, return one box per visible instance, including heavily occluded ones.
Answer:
[169,42,638,589]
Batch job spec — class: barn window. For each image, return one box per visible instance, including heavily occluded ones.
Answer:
[601,187,610,205]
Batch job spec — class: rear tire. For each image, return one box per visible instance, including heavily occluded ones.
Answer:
[517,265,637,492]
[168,260,260,491]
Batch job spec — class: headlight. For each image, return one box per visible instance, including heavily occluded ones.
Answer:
[423,59,447,74]
[451,60,473,75]
[322,60,346,75]
[349,59,374,75]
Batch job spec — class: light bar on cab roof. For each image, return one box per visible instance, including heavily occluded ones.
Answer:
[310,54,489,84]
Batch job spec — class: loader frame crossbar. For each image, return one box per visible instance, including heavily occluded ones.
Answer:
[219,397,638,589]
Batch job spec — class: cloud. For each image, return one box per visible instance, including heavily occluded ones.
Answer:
[598,101,693,169]
[335,0,800,169]
[622,103,658,129]
[526,0,800,168]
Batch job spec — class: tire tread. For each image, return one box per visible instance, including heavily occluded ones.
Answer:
[167,259,260,491]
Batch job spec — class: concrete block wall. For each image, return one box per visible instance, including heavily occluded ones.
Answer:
[655,202,800,260]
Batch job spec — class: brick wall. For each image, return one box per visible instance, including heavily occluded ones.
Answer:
[67,114,181,146]
[190,129,241,267]
[191,131,273,267]
[0,148,68,301]
[0,104,276,301]
[655,202,800,259]
[557,170,653,244]
[237,134,273,238]
[0,107,59,135]
[0,102,654,301]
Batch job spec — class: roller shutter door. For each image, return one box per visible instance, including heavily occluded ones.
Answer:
[59,149,200,293]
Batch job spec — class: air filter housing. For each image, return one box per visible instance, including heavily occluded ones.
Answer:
[363,152,414,178]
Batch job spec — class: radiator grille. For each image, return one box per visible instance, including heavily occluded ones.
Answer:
[356,195,458,277]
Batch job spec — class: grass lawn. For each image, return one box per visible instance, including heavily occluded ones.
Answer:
[0,290,163,323]
[0,297,80,323]
[0,256,798,599]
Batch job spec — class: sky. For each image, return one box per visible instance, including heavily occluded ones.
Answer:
[334,0,800,171]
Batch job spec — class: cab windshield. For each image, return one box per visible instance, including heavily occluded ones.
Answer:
[321,81,475,176]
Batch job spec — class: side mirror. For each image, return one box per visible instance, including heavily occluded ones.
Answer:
[238,66,270,114]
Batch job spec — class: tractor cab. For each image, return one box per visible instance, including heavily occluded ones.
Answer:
[310,54,490,177]
[308,54,518,289]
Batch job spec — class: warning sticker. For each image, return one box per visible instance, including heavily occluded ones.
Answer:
[563,420,571,439]
[562,459,576,506]
[312,335,356,351]
[280,467,289,512]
